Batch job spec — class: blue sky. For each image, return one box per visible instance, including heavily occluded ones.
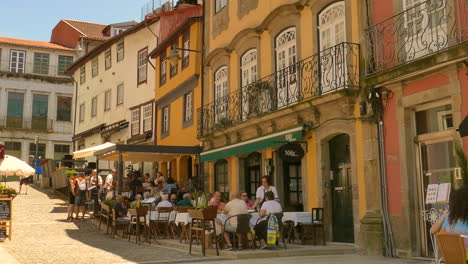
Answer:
[0,0,152,41]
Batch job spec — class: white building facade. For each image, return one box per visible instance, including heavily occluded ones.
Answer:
[0,37,77,162]
[67,17,160,173]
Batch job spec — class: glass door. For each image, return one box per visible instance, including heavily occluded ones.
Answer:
[417,140,455,257]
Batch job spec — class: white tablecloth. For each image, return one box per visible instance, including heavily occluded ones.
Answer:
[282,212,313,226]
[127,209,177,225]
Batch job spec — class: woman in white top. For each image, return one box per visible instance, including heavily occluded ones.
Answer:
[254,176,279,209]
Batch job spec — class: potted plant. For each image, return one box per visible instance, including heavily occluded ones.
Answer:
[0,184,17,199]
[189,190,217,219]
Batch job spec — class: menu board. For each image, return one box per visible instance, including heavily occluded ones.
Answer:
[0,199,11,221]
[425,183,452,204]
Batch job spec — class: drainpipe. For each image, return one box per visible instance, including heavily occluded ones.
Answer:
[70,76,79,152]
[199,0,206,192]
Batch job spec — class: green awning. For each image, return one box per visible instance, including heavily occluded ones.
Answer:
[200,125,303,162]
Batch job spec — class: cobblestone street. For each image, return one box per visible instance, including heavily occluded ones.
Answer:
[0,182,210,264]
[0,182,431,264]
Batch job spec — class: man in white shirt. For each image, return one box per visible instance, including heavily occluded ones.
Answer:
[104,169,116,200]
[222,192,248,250]
[254,176,279,209]
[89,169,102,215]
[156,193,173,209]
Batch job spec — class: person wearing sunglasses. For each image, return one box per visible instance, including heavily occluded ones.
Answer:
[241,192,255,209]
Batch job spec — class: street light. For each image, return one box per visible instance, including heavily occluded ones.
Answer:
[167,47,202,67]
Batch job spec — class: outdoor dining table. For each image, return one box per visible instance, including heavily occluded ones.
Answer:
[282,212,313,226]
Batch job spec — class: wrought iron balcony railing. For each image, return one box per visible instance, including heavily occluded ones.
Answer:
[365,0,468,75]
[0,117,54,131]
[0,60,72,78]
[197,42,360,137]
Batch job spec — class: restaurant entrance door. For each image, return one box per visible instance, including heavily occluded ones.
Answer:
[329,134,354,243]
[283,161,303,212]
[245,152,262,202]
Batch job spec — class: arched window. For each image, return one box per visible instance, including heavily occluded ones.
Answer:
[318,2,346,50]
[275,27,298,108]
[214,159,228,195]
[241,49,257,87]
[318,1,347,94]
[214,66,228,121]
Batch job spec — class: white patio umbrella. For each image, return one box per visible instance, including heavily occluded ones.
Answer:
[0,155,36,178]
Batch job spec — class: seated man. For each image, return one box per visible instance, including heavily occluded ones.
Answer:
[177,193,193,207]
[131,194,143,209]
[208,191,226,212]
[223,192,248,250]
[254,191,283,249]
[156,193,173,209]
[113,195,130,224]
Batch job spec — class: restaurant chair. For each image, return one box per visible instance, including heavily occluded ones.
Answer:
[98,203,111,234]
[224,214,253,251]
[301,208,325,245]
[153,207,175,239]
[176,206,192,243]
[254,213,287,249]
[188,207,219,256]
[436,233,467,264]
[111,209,129,239]
[127,207,149,244]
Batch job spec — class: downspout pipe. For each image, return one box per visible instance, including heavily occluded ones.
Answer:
[69,76,79,152]
[199,0,206,192]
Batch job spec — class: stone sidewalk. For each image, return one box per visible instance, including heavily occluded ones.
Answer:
[0,182,208,264]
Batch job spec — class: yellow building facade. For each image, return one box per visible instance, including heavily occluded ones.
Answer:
[150,17,203,182]
[199,0,383,254]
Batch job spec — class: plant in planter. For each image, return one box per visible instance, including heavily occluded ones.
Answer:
[190,190,209,210]
[247,80,273,116]
[0,184,17,198]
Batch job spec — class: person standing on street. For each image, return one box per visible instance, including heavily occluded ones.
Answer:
[105,169,116,200]
[74,173,88,220]
[67,173,77,221]
[89,169,102,216]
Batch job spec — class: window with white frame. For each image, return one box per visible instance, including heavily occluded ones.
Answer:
[214,66,228,121]
[241,49,257,87]
[91,57,98,77]
[138,47,148,84]
[104,90,111,111]
[160,51,167,85]
[215,0,227,13]
[276,27,298,107]
[182,32,190,69]
[79,103,85,122]
[117,40,125,62]
[105,49,112,70]
[10,50,25,73]
[184,91,193,123]
[162,106,170,135]
[116,83,124,105]
[91,97,97,117]
[143,104,152,132]
[80,65,86,84]
[131,109,140,136]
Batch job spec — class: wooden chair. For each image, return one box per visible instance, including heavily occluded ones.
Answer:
[98,203,111,234]
[127,207,149,244]
[111,209,129,239]
[301,208,325,245]
[189,207,219,256]
[436,232,467,264]
[152,207,175,239]
[176,207,192,243]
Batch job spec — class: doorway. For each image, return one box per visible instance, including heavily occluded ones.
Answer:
[245,152,262,201]
[283,161,303,211]
[329,134,354,243]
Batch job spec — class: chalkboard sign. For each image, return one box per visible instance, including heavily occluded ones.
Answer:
[0,199,11,221]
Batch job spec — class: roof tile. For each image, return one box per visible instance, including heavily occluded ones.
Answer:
[63,19,110,41]
[0,36,74,51]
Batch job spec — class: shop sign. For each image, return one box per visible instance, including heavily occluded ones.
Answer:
[279,143,304,162]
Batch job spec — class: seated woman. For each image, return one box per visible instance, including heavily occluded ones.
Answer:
[164,177,178,192]
[439,186,468,261]
[241,192,255,209]
[177,193,193,207]
[254,191,283,249]
[131,194,143,209]
[113,195,130,224]
[208,191,225,212]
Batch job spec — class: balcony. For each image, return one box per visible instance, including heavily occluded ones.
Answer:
[0,117,54,131]
[0,60,72,78]
[197,42,360,137]
[365,0,468,75]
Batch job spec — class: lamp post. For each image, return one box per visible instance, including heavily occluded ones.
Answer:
[166,47,202,67]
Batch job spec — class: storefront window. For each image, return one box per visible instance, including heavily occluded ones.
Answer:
[214,160,228,195]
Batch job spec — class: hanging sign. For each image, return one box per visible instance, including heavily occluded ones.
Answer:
[278,143,304,162]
